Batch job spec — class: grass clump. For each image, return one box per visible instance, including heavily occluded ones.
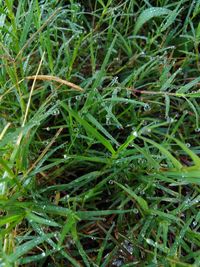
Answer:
[0,0,200,266]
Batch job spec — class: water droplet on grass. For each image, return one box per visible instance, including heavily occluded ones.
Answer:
[167,117,175,123]
[144,104,151,111]
[110,76,119,86]
[129,143,135,147]
[138,158,146,164]
[44,141,49,145]
[193,198,199,204]
[146,238,154,245]
[132,131,138,137]
[112,258,124,267]
[106,115,111,125]
[185,198,191,204]
[75,95,81,100]
[133,208,139,214]
[192,221,197,227]
[52,108,60,116]
[116,124,123,129]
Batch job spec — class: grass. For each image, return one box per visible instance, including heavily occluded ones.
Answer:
[0,0,200,266]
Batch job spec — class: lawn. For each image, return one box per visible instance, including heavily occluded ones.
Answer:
[0,0,200,266]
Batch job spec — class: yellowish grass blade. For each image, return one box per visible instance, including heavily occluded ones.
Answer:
[25,75,84,92]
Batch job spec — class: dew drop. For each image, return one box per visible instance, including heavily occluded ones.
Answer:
[44,141,49,145]
[74,127,79,133]
[146,238,154,245]
[185,198,190,204]
[110,76,119,86]
[132,131,138,137]
[52,108,60,116]
[144,104,151,111]
[75,95,81,100]
[133,208,139,214]
[192,221,197,227]
[167,117,175,123]
[129,143,135,147]
[193,198,199,204]
[106,115,111,125]
[112,258,124,267]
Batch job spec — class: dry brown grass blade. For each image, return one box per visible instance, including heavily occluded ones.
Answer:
[25,75,84,92]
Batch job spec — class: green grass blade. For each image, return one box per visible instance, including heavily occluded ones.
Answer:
[115,182,149,212]
[26,212,60,227]
[0,214,24,227]
[141,137,183,169]
[177,77,200,93]
[171,137,200,167]
[60,102,116,155]
[134,7,171,35]
[86,113,119,146]
[169,217,193,257]
[8,233,55,262]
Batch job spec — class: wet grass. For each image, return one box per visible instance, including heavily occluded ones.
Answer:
[0,0,200,266]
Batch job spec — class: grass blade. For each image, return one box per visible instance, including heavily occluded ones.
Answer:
[61,102,116,155]
[134,7,171,35]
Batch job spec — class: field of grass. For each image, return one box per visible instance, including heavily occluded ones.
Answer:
[0,0,200,266]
